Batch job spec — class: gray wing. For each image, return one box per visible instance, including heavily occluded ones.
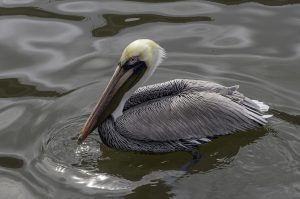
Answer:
[124,79,236,110]
[115,79,266,142]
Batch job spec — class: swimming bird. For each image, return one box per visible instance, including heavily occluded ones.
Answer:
[77,39,269,153]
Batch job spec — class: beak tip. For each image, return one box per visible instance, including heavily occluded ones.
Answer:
[77,136,83,145]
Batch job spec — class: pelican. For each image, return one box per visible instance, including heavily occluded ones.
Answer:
[77,39,269,153]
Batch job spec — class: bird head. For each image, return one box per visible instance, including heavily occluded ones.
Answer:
[120,39,166,77]
[77,39,166,144]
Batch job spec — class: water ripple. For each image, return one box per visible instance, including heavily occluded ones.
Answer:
[0,105,25,131]
[0,177,38,199]
[92,14,212,37]
[0,156,24,169]
[44,115,99,166]
[0,78,62,98]
[0,0,35,5]
[208,0,300,6]
[0,18,84,88]
[0,6,84,21]
[57,1,220,15]
[0,0,300,198]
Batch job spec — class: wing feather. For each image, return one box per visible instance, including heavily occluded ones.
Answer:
[115,82,265,142]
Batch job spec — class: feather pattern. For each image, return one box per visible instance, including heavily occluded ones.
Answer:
[98,79,267,153]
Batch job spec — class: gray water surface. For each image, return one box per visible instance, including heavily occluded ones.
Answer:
[0,0,300,198]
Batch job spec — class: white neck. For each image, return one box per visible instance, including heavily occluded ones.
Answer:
[111,47,165,120]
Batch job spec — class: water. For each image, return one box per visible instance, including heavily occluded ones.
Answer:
[0,0,300,198]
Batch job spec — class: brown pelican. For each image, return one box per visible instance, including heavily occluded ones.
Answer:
[77,39,269,153]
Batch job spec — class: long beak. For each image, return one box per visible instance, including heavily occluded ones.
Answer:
[77,63,146,144]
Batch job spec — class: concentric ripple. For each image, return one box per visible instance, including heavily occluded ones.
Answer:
[39,113,189,193]
[39,115,136,193]
[43,115,101,171]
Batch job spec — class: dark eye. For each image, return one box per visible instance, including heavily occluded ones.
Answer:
[128,56,138,65]
[122,56,140,70]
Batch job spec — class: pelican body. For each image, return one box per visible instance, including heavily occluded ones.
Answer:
[78,39,269,153]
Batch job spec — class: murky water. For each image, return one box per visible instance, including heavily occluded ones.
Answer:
[0,0,300,198]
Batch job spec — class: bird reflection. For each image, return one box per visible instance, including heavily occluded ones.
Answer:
[95,128,267,181]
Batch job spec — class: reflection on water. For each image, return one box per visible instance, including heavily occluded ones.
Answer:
[0,78,62,98]
[209,0,300,6]
[0,156,24,169]
[92,14,212,37]
[0,6,84,21]
[270,109,300,126]
[0,0,300,198]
